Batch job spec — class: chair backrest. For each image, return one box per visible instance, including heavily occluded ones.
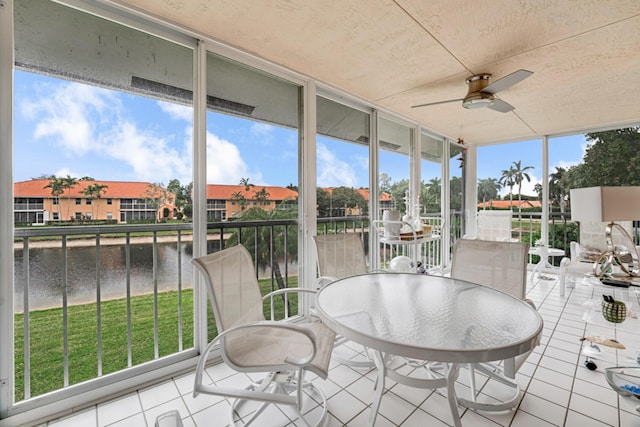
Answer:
[191,245,265,332]
[476,210,513,241]
[450,239,530,300]
[579,220,633,252]
[313,233,367,279]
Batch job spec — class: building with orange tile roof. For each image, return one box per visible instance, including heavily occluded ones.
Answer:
[14,180,395,225]
[14,179,176,224]
[206,184,298,220]
[477,199,542,209]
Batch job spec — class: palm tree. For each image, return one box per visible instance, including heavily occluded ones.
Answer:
[549,167,570,213]
[60,175,78,220]
[83,183,108,219]
[240,177,252,191]
[44,176,64,220]
[422,177,441,213]
[512,160,534,215]
[231,191,247,212]
[92,183,108,219]
[83,185,96,219]
[499,167,516,210]
[254,187,270,206]
[477,178,502,209]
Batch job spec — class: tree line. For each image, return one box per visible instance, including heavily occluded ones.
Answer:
[477,128,640,212]
[37,127,639,222]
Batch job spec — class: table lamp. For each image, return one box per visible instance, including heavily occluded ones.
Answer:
[570,186,640,277]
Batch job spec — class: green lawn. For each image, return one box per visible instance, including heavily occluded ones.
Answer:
[14,277,299,401]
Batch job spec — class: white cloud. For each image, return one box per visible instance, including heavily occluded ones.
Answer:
[20,80,197,184]
[54,167,80,179]
[317,143,357,187]
[250,123,274,142]
[498,174,541,198]
[520,174,541,197]
[157,101,192,122]
[354,153,369,172]
[206,131,262,184]
[21,82,116,156]
[104,121,191,184]
[552,159,580,170]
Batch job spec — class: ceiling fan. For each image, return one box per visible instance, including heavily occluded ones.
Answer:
[411,69,533,113]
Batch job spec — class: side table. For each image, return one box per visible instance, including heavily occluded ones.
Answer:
[529,246,565,282]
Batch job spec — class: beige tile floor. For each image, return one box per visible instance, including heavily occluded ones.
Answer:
[43,272,640,426]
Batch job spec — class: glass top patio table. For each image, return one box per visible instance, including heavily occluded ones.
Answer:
[316,272,543,426]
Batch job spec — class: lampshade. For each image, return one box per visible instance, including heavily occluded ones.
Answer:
[570,186,640,222]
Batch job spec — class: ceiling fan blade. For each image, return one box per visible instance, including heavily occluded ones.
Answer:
[488,99,515,113]
[411,98,464,108]
[483,69,533,94]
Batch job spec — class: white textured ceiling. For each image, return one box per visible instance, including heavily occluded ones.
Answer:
[116,0,640,145]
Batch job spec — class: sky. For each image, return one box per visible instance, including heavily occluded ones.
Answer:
[477,135,588,197]
[14,70,589,197]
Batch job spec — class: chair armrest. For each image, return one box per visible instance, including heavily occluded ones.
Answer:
[314,275,338,289]
[263,287,318,320]
[262,287,318,299]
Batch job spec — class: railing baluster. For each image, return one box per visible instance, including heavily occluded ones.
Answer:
[253,227,259,274]
[177,231,183,352]
[270,225,275,293]
[22,237,30,399]
[96,235,102,377]
[153,232,159,359]
[62,236,69,387]
[125,233,132,367]
[283,225,288,289]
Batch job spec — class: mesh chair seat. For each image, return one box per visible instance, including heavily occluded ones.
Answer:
[223,320,334,379]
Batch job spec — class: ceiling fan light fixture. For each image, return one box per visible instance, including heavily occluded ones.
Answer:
[462,93,495,109]
[411,69,532,111]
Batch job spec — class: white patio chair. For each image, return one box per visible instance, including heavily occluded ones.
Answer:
[312,233,375,369]
[313,233,368,287]
[475,210,515,241]
[450,238,536,412]
[191,245,335,427]
[558,221,633,296]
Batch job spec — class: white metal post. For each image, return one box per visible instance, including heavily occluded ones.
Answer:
[0,0,14,417]
[464,144,478,238]
[369,110,379,270]
[410,125,420,218]
[193,40,208,352]
[441,140,451,269]
[542,136,549,245]
[301,80,317,304]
